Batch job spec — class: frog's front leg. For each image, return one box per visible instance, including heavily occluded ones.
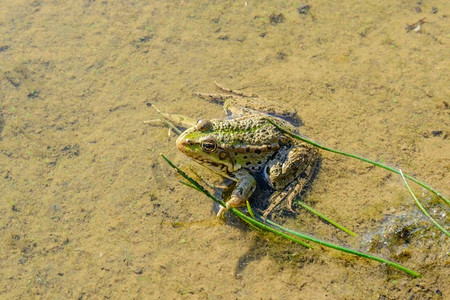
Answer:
[217,169,256,218]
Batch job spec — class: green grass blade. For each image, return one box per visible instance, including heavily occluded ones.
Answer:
[161,154,420,277]
[231,208,313,248]
[162,154,312,248]
[267,119,449,206]
[246,200,256,219]
[399,169,449,237]
[179,181,201,191]
[295,199,358,237]
[260,215,420,277]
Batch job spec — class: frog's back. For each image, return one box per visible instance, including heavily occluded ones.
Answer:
[224,97,302,127]
[210,115,292,148]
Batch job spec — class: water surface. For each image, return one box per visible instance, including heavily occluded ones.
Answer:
[1,0,449,298]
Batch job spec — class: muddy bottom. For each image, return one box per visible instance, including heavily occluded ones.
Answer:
[0,0,449,299]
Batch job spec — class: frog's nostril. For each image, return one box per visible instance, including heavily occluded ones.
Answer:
[176,138,192,150]
[176,138,185,150]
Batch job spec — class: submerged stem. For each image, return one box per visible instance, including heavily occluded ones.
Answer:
[266,120,449,206]
[295,199,358,237]
[399,169,449,237]
[261,216,420,277]
[161,154,421,278]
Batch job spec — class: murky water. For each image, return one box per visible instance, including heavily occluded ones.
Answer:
[1,1,448,298]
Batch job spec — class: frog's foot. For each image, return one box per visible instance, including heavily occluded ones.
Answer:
[144,104,197,135]
[217,195,247,219]
[263,155,319,219]
[194,92,235,105]
[194,82,301,125]
[263,181,298,219]
[213,81,259,98]
[194,82,259,105]
[216,203,229,219]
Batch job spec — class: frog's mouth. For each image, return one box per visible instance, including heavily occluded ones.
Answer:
[175,130,199,157]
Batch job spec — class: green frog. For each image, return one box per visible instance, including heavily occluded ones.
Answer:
[150,83,320,219]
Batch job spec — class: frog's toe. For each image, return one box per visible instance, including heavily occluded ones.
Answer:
[216,204,230,219]
[217,195,247,218]
[285,190,299,213]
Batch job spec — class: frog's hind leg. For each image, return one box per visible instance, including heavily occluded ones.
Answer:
[262,173,312,220]
[263,155,319,219]
[263,145,320,219]
[263,182,297,219]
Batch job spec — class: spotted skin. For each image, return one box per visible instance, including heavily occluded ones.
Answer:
[176,111,319,218]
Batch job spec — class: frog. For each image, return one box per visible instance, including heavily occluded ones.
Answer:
[148,82,320,219]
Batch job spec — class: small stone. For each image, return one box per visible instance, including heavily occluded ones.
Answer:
[297,5,310,15]
[2,170,10,179]
[19,257,27,264]
[431,130,443,137]
[269,13,285,25]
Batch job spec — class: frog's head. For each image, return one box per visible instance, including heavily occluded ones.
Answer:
[176,119,236,174]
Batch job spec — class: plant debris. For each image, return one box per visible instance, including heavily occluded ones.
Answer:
[405,17,426,33]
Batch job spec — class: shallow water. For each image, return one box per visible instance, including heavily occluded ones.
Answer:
[1,0,449,298]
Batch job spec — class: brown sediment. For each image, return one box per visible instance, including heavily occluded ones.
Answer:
[0,0,448,299]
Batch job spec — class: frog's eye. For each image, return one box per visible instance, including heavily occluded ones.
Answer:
[195,119,212,132]
[201,139,217,153]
